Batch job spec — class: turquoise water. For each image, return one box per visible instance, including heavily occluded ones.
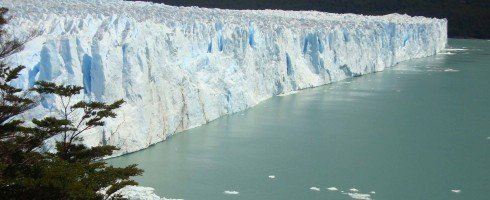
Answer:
[109,39,490,200]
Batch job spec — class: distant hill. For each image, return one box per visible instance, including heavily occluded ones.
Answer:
[134,0,490,39]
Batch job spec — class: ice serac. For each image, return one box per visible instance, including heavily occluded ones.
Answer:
[1,0,447,156]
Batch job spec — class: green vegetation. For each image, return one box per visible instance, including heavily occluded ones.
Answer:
[0,8,142,199]
[146,0,490,39]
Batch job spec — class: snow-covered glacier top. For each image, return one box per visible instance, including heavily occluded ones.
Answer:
[4,0,443,24]
[1,0,447,156]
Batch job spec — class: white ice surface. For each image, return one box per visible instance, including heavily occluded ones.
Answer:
[1,0,447,156]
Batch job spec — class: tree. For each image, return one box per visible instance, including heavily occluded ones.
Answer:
[0,8,143,200]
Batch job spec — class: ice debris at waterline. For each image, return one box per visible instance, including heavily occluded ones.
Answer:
[310,187,321,191]
[1,0,447,156]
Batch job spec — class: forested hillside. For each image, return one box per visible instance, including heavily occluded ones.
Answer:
[137,0,489,39]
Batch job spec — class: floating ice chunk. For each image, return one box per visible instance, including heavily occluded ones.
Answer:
[346,193,372,200]
[370,191,376,194]
[110,186,179,200]
[224,191,239,195]
[444,68,459,72]
[268,175,276,179]
[327,187,338,191]
[451,189,461,193]
[349,188,359,192]
[310,187,320,191]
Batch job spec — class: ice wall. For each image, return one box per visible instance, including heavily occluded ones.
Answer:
[1,0,447,156]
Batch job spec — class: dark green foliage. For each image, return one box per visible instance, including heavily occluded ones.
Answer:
[0,8,143,200]
[145,0,490,39]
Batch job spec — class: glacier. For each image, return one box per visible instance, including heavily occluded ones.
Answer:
[1,0,447,156]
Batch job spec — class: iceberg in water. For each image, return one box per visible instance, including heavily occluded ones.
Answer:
[1,0,447,156]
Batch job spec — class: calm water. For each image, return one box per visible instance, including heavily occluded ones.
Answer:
[109,39,490,200]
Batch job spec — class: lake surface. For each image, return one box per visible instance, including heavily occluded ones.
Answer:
[109,39,490,200]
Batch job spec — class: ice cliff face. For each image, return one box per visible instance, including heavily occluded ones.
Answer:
[1,0,447,156]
